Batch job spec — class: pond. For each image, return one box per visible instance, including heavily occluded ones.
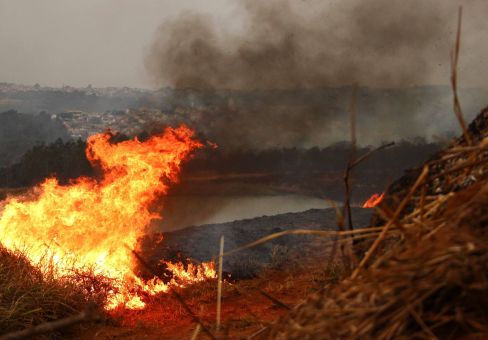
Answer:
[158,194,332,231]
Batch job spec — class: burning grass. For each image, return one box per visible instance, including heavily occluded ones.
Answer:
[0,125,218,313]
[0,125,219,337]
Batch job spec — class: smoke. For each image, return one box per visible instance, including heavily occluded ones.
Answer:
[146,0,454,89]
[144,0,488,148]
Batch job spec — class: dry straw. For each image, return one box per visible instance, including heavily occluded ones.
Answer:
[264,7,488,337]
[216,234,224,332]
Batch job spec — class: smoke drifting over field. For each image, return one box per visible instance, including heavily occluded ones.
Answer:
[145,0,488,148]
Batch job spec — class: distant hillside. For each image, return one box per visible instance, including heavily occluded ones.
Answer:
[0,110,70,167]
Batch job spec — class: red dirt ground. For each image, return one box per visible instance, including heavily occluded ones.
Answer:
[77,250,343,339]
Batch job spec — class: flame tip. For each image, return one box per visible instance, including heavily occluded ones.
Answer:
[362,192,385,208]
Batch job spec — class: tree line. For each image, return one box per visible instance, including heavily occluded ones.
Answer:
[0,135,441,189]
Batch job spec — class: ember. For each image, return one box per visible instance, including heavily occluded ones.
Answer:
[362,192,384,208]
[0,125,216,310]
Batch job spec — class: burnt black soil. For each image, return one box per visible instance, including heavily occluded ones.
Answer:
[142,208,372,277]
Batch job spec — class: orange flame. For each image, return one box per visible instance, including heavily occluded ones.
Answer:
[362,192,384,208]
[0,125,216,310]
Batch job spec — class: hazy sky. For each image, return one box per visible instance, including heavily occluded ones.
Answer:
[0,0,239,88]
[0,0,487,89]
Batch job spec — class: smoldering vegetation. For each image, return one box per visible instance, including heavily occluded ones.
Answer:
[144,0,488,149]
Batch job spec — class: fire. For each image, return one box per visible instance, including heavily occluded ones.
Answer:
[0,125,216,310]
[362,192,384,208]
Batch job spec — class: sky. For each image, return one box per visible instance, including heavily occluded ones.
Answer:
[0,0,487,89]
[0,0,239,88]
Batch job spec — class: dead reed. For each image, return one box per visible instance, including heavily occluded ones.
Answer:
[270,180,487,339]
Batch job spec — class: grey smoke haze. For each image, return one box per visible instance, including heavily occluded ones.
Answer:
[145,0,488,89]
[145,0,488,147]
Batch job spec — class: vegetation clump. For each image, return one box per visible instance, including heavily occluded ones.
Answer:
[0,246,108,335]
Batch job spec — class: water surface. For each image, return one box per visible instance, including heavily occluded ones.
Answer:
[159,194,331,231]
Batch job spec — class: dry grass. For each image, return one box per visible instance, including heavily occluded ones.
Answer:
[267,108,488,339]
[0,246,108,336]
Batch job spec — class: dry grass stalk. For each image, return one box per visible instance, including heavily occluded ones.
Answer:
[258,290,291,311]
[220,227,387,259]
[190,324,201,340]
[351,166,429,279]
[450,6,471,146]
[343,84,358,231]
[249,326,268,339]
[325,200,345,279]
[216,234,224,331]
[341,85,394,269]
